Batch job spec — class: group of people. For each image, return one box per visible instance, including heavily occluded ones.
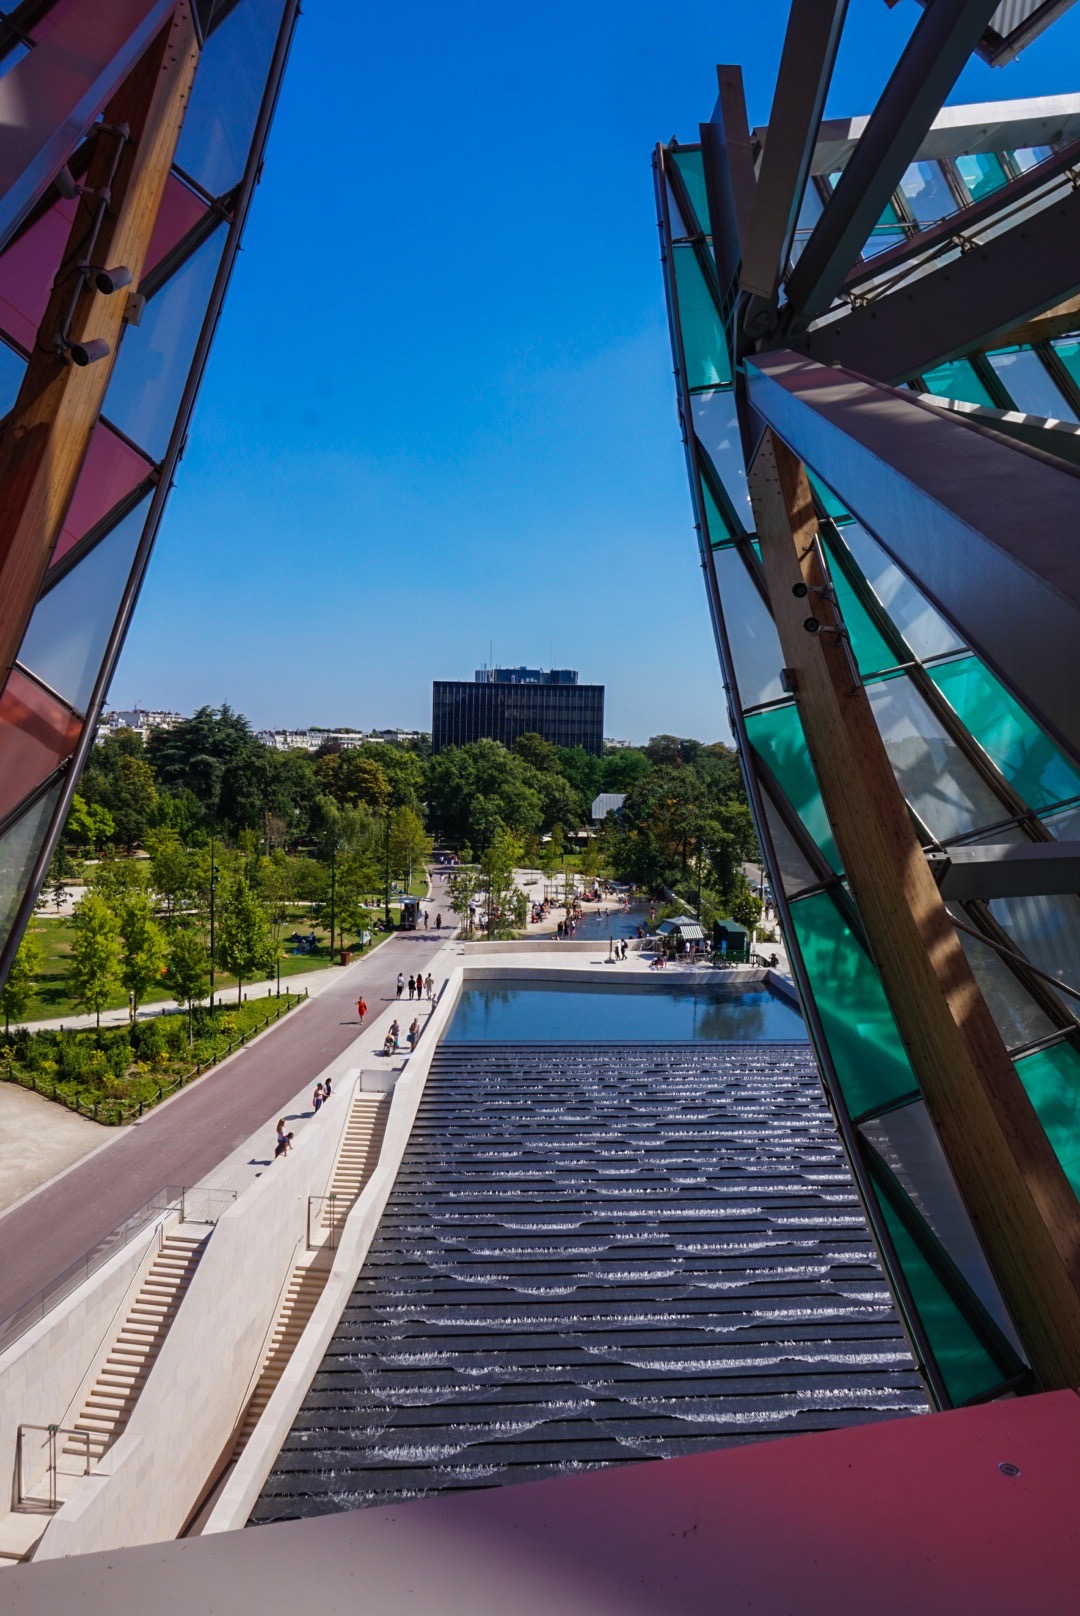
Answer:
[382,1016,422,1056]
[274,1074,336,1159]
[397,972,436,1001]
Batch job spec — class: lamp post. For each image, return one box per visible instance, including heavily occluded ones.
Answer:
[329,830,337,964]
[383,807,392,927]
[208,836,217,1011]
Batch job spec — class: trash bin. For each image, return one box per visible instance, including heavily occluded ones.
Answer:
[340,949,351,966]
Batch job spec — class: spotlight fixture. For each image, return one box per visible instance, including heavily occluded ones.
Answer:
[803,616,821,634]
[67,336,111,367]
[93,264,132,295]
[792,581,809,598]
[54,163,78,200]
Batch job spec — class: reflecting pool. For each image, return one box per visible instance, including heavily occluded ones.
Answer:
[445,979,806,1043]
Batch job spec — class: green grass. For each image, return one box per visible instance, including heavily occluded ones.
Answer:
[21,906,401,1022]
[0,993,302,1125]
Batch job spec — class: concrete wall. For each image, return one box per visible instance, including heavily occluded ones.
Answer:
[0,1216,171,1503]
[34,1061,364,1559]
[203,967,466,1532]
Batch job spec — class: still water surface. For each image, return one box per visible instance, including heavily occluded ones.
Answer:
[445,979,806,1043]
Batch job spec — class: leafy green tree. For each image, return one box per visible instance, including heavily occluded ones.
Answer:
[1,932,42,1033]
[313,750,391,812]
[514,732,559,772]
[600,748,651,793]
[427,741,543,848]
[479,825,525,939]
[165,926,209,1044]
[119,893,168,1021]
[447,860,481,937]
[67,794,115,854]
[388,805,433,889]
[145,828,198,919]
[147,705,263,832]
[215,875,275,1004]
[70,892,122,1029]
[89,852,146,905]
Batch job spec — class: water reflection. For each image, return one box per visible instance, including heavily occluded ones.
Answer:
[446,981,805,1042]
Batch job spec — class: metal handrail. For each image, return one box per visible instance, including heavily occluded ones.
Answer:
[14,1423,93,1512]
[0,1182,238,1358]
[307,1193,344,1251]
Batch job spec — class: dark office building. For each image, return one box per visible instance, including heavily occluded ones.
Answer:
[432,668,604,754]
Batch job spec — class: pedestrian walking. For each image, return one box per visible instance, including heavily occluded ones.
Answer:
[274,1131,294,1160]
[408,1017,420,1051]
[312,1083,325,1112]
[324,1076,333,1100]
[396,972,404,999]
[435,913,442,932]
[390,1018,400,1049]
[357,997,367,1024]
[425,972,435,1001]
[407,974,416,999]
[423,910,429,928]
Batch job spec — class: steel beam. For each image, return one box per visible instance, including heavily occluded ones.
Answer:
[791,179,1080,381]
[699,65,755,288]
[929,843,1080,901]
[739,0,848,306]
[783,0,1003,323]
[749,428,1080,1392]
[745,350,1080,768]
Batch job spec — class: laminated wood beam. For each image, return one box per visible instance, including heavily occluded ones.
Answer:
[748,428,1080,1390]
[0,2,198,695]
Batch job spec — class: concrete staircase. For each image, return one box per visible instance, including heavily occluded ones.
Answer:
[321,1093,389,1233]
[63,1231,206,1465]
[230,1262,327,1460]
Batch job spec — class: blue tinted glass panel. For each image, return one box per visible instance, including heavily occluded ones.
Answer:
[176,0,287,196]
[986,347,1076,422]
[865,676,1006,842]
[691,390,751,530]
[744,704,840,871]
[900,162,955,225]
[1014,1042,1080,1198]
[103,228,226,461]
[921,359,995,408]
[17,499,149,716]
[670,149,709,235]
[955,152,1007,201]
[0,337,24,414]
[928,657,1080,811]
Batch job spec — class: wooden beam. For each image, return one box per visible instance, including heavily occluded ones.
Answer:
[993,293,1080,349]
[0,2,198,697]
[748,429,1080,1390]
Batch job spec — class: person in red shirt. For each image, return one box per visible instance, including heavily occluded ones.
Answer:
[356,997,367,1024]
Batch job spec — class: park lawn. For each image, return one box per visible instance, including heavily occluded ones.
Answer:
[21,906,400,1022]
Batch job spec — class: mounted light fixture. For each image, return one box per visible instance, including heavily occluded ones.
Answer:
[66,336,111,367]
[92,265,133,295]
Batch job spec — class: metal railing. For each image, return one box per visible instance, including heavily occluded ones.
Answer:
[14,1423,93,1512]
[0,1182,237,1359]
[307,1193,345,1251]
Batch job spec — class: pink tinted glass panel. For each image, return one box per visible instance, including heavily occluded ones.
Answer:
[50,423,153,567]
[0,195,77,352]
[0,669,81,822]
[145,174,209,275]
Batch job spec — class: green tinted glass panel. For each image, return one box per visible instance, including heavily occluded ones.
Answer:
[1015,1042,1080,1198]
[745,705,839,871]
[921,359,995,408]
[672,246,730,390]
[670,149,709,235]
[1053,338,1080,393]
[807,470,851,523]
[701,480,732,547]
[874,1188,1004,1407]
[788,890,918,1118]
[955,152,1007,201]
[822,538,897,676]
[928,657,1080,810]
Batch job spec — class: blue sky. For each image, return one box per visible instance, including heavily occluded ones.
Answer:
[109,0,1080,743]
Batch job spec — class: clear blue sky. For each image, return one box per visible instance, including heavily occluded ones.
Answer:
[109,0,1080,744]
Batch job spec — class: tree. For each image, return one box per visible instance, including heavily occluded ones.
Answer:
[447,860,481,937]
[102,754,158,850]
[388,805,433,889]
[67,794,115,854]
[70,892,122,1029]
[514,732,559,773]
[215,875,275,1004]
[147,705,263,832]
[313,751,391,813]
[165,927,209,1044]
[118,893,168,1021]
[479,825,525,940]
[0,931,42,1033]
[145,828,198,919]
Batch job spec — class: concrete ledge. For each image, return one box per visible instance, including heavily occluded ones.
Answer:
[202,967,467,1534]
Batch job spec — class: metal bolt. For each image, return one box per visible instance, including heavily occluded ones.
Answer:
[998,1461,1021,1477]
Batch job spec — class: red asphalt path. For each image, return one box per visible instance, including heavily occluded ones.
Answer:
[0,871,456,1324]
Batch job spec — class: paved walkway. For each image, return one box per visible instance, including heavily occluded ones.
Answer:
[0,871,457,1325]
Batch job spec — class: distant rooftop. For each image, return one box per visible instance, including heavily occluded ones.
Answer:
[474,666,578,685]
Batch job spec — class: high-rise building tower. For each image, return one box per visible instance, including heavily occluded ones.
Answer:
[432,666,604,754]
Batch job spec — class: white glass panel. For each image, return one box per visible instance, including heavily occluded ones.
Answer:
[986,348,1077,422]
[0,784,62,957]
[690,390,752,530]
[711,547,784,709]
[866,676,1007,841]
[840,522,965,662]
[988,892,1080,997]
